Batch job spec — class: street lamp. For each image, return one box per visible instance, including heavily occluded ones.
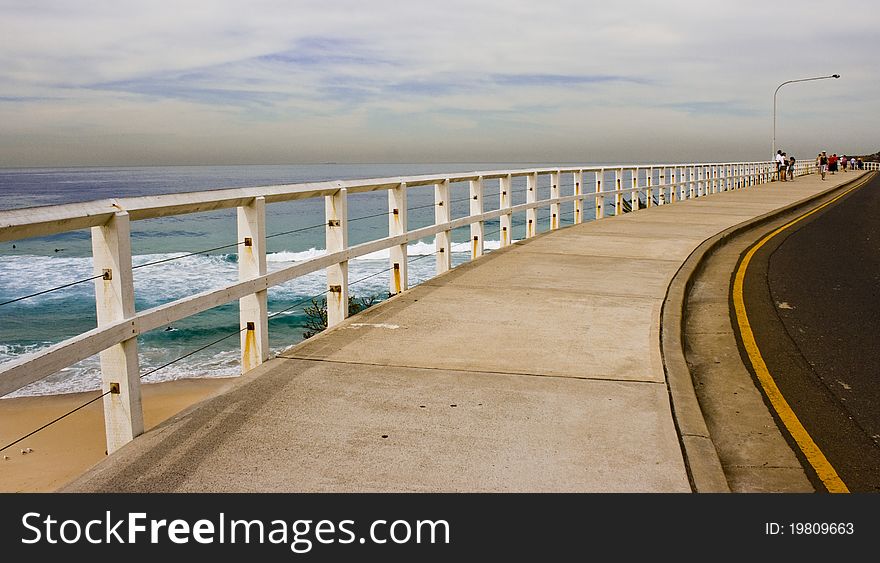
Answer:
[772,74,840,158]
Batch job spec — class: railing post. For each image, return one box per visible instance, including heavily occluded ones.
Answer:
[435,179,452,272]
[712,165,718,193]
[326,188,348,328]
[91,210,143,454]
[470,176,484,258]
[702,165,707,195]
[573,170,584,223]
[388,182,408,295]
[681,166,693,200]
[526,172,538,237]
[614,168,623,215]
[549,170,560,229]
[698,166,705,197]
[631,168,639,211]
[676,167,683,201]
[595,169,605,219]
[689,165,697,198]
[499,175,512,246]
[680,167,686,199]
[238,196,268,373]
[646,167,653,208]
[673,167,680,201]
[658,167,666,205]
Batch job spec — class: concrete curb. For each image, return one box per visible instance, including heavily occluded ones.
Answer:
[660,172,875,493]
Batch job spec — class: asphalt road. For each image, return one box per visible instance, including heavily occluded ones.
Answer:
[739,171,880,492]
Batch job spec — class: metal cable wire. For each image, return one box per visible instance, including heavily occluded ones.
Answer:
[448,195,476,204]
[137,220,332,271]
[407,201,440,212]
[132,240,247,270]
[267,289,330,320]
[137,327,249,381]
[347,210,389,223]
[266,223,326,240]
[0,273,106,307]
[0,390,111,454]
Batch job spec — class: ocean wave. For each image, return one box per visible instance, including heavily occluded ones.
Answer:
[266,239,508,263]
[3,346,243,398]
[0,236,504,396]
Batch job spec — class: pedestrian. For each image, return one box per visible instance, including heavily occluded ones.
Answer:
[841,155,848,172]
[817,151,828,180]
[857,157,863,170]
[850,156,856,170]
[829,153,838,174]
[788,154,796,180]
[775,149,787,181]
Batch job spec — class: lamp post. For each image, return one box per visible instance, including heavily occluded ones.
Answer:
[772,74,840,158]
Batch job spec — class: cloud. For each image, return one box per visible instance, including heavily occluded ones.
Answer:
[664,101,760,117]
[1,0,878,166]
[492,74,651,87]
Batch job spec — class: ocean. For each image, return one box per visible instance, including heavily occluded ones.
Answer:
[0,163,623,397]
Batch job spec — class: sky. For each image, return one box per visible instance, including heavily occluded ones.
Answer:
[1,0,877,167]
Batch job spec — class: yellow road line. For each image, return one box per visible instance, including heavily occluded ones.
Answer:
[732,173,874,493]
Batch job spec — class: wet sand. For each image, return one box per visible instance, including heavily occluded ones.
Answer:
[0,377,239,492]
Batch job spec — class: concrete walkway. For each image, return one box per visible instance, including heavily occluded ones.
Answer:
[64,172,866,492]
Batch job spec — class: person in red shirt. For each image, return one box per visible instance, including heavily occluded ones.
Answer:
[829,153,839,174]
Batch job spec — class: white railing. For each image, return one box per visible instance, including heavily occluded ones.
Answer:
[0,159,815,452]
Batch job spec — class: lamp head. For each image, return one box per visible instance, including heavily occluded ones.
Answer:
[832,74,840,78]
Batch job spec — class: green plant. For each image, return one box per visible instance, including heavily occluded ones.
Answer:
[301,293,386,339]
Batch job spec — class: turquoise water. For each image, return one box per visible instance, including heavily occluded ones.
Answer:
[0,163,624,396]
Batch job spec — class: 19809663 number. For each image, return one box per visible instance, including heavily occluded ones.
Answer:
[765,522,854,535]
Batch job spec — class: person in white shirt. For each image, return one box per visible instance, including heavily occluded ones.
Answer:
[775,150,787,181]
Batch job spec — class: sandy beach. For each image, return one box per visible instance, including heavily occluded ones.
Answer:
[0,377,239,492]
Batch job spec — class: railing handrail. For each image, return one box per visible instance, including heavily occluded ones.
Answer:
[2,158,857,453]
[0,161,774,242]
